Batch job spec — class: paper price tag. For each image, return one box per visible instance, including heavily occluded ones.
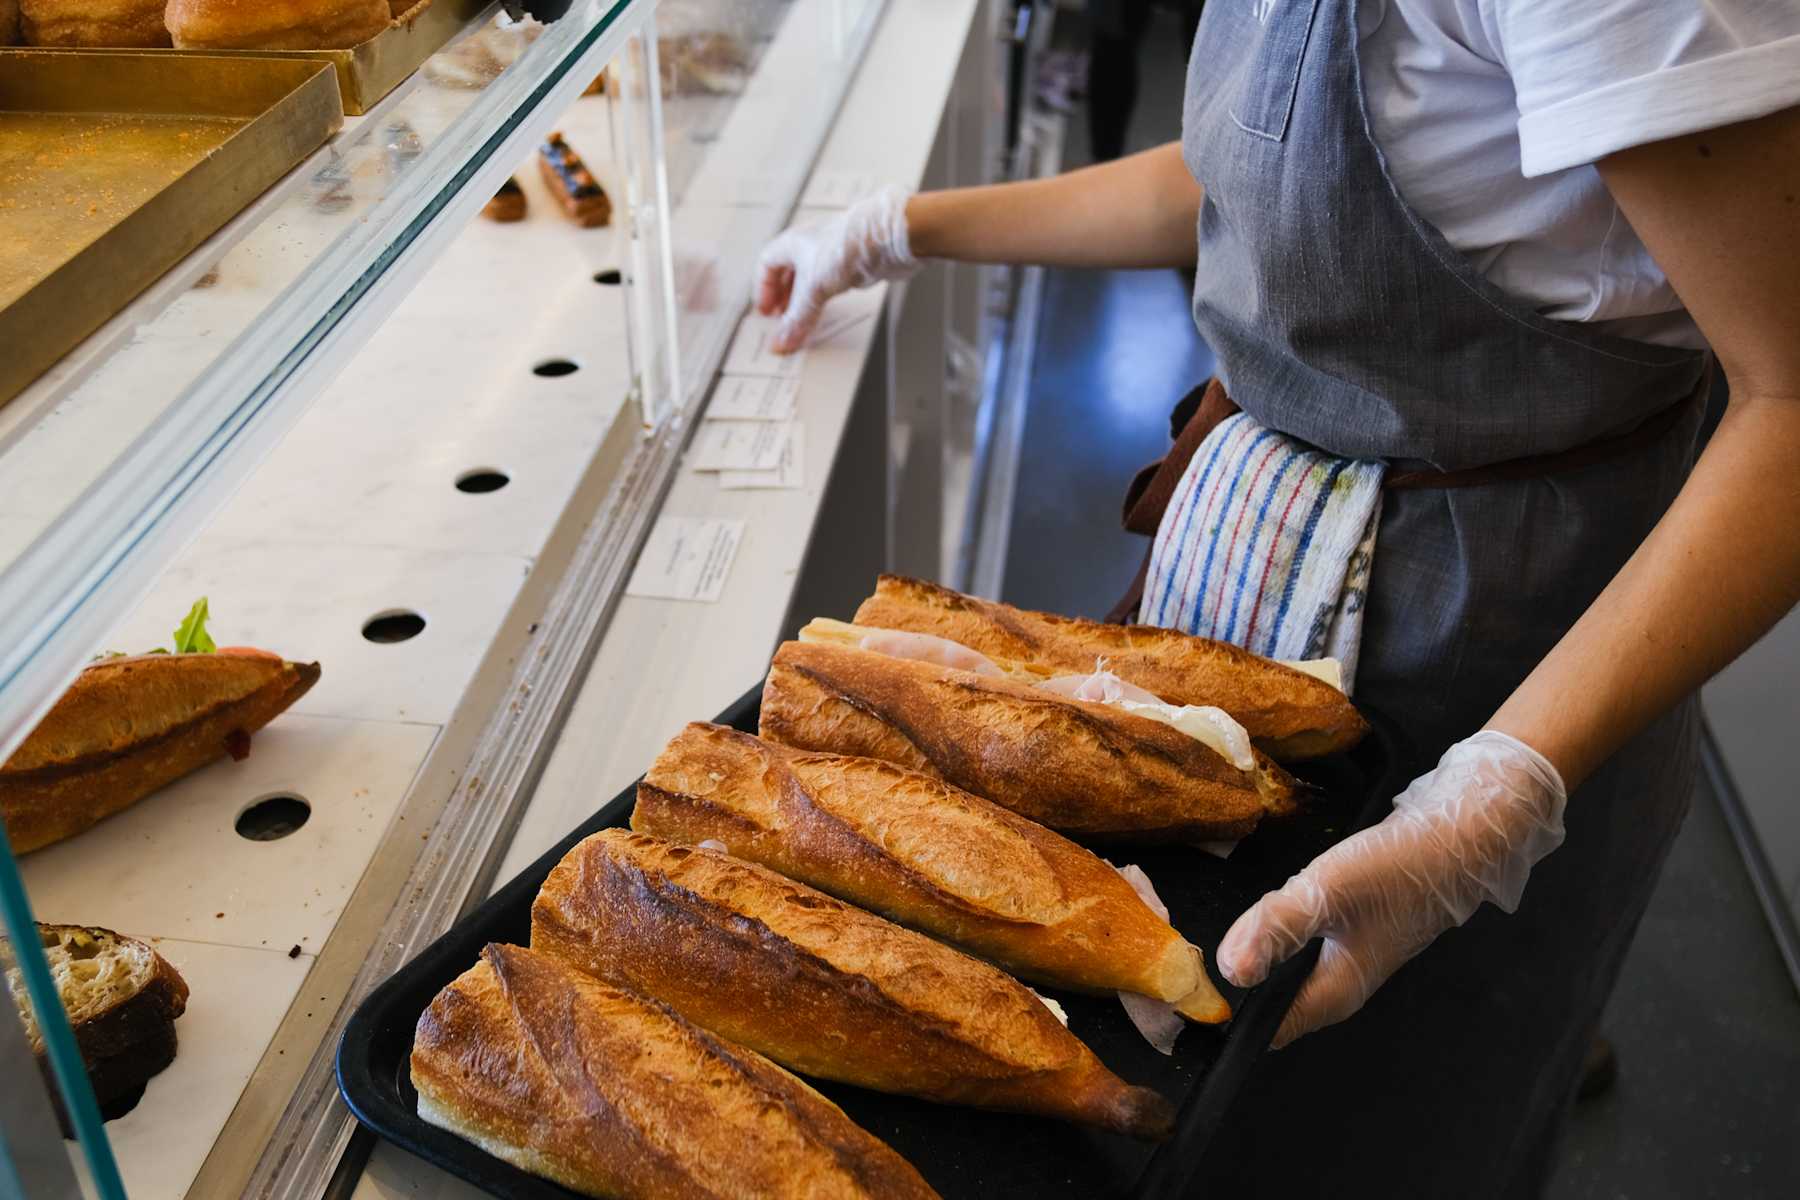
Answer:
[723,315,806,378]
[708,376,799,421]
[690,420,791,472]
[625,517,745,604]
[721,425,806,490]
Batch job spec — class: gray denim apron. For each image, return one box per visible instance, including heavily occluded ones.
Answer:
[1167,1,1711,1193]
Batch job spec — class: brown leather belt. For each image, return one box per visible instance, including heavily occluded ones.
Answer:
[1106,377,1702,622]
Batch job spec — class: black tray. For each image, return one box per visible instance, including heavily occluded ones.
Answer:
[339,684,1404,1199]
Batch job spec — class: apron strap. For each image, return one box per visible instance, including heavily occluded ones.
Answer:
[1384,376,1707,490]
[1121,378,1242,535]
[1107,379,1243,623]
[1105,372,1708,625]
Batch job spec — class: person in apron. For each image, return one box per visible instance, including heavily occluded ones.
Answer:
[755,1,1800,1192]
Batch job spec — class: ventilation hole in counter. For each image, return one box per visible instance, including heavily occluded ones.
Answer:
[455,468,510,494]
[533,358,580,377]
[362,610,426,644]
[592,268,622,285]
[237,794,311,841]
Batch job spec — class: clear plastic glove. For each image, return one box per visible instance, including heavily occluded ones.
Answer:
[754,186,919,353]
[1217,730,1567,1048]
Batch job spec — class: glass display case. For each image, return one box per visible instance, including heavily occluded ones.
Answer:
[0,0,887,1195]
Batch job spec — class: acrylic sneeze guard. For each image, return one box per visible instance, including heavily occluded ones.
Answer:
[0,0,888,1195]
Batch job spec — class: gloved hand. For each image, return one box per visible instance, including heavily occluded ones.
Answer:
[755,186,919,353]
[1217,730,1567,1048]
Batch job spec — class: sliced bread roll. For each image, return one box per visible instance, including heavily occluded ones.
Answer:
[852,574,1368,760]
[7,925,189,1059]
[1,651,320,854]
[531,830,1175,1139]
[164,0,392,49]
[5,925,189,1133]
[633,723,1229,1022]
[412,943,939,1200]
[761,640,1298,843]
[18,0,170,47]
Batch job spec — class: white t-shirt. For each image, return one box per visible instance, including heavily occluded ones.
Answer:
[1355,0,1800,347]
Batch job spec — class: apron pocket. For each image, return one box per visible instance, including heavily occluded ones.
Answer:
[1227,0,1324,142]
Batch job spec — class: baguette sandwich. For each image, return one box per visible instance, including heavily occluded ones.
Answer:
[1,600,319,854]
[413,943,938,1200]
[5,924,189,1130]
[760,640,1299,843]
[843,574,1368,761]
[633,723,1230,1023]
[531,830,1176,1140]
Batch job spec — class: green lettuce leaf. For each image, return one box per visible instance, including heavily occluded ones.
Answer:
[89,598,215,660]
[170,598,216,655]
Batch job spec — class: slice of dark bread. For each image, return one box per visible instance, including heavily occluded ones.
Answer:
[40,1020,179,1135]
[4,924,188,1133]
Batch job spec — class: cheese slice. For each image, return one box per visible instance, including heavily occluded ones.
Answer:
[1110,863,1231,1043]
[799,618,1006,676]
[1279,657,1344,693]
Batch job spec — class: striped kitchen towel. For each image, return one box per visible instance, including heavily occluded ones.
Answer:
[1140,412,1385,691]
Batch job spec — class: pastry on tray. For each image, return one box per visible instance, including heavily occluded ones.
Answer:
[845,574,1369,760]
[0,599,320,855]
[164,0,392,50]
[19,0,170,46]
[4,924,190,1132]
[481,176,526,222]
[760,639,1300,843]
[531,830,1177,1139]
[412,943,940,1200]
[633,722,1230,1023]
[537,132,611,228]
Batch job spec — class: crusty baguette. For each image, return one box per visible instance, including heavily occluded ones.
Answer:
[0,652,320,854]
[760,641,1298,843]
[412,944,939,1200]
[633,723,1229,1022]
[852,574,1368,760]
[531,831,1175,1139]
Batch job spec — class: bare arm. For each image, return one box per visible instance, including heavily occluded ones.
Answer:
[907,142,1203,270]
[1488,106,1800,787]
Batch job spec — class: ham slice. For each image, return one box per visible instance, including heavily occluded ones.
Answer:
[855,628,1006,676]
[1037,666,1257,772]
[1113,864,1187,1054]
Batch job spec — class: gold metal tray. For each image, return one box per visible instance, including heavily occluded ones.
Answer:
[181,0,492,115]
[0,52,343,406]
[0,1,490,116]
